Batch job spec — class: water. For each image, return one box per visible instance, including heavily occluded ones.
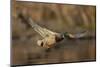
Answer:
[11,38,96,65]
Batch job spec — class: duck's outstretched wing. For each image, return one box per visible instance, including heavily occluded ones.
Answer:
[28,18,58,38]
[18,13,58,38]
[67,31,88,39]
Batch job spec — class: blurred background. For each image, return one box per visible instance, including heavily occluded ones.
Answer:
[11,0,96,66]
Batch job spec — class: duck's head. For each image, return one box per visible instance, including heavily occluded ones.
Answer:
[63,32,77,39]
[63,32,71,39]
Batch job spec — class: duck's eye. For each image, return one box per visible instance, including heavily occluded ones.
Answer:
[41,42,43,47]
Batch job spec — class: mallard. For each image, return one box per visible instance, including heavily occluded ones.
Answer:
[18,13,88,48]
[28,18,87,48]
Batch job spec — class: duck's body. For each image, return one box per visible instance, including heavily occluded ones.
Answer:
[37,35,56,48]
[37,33,64,48]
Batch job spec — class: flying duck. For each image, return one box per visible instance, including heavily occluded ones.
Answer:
[18,13,87,48]
[27,18,87,48]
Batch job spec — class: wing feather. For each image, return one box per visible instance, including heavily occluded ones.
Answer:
[29,18,57,38]
[68,31,88,38]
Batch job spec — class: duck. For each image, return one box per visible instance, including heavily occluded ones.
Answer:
[18,13,88,48]
[28,18,87,48]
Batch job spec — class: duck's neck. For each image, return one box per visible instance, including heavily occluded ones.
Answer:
[55,34,64,42]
